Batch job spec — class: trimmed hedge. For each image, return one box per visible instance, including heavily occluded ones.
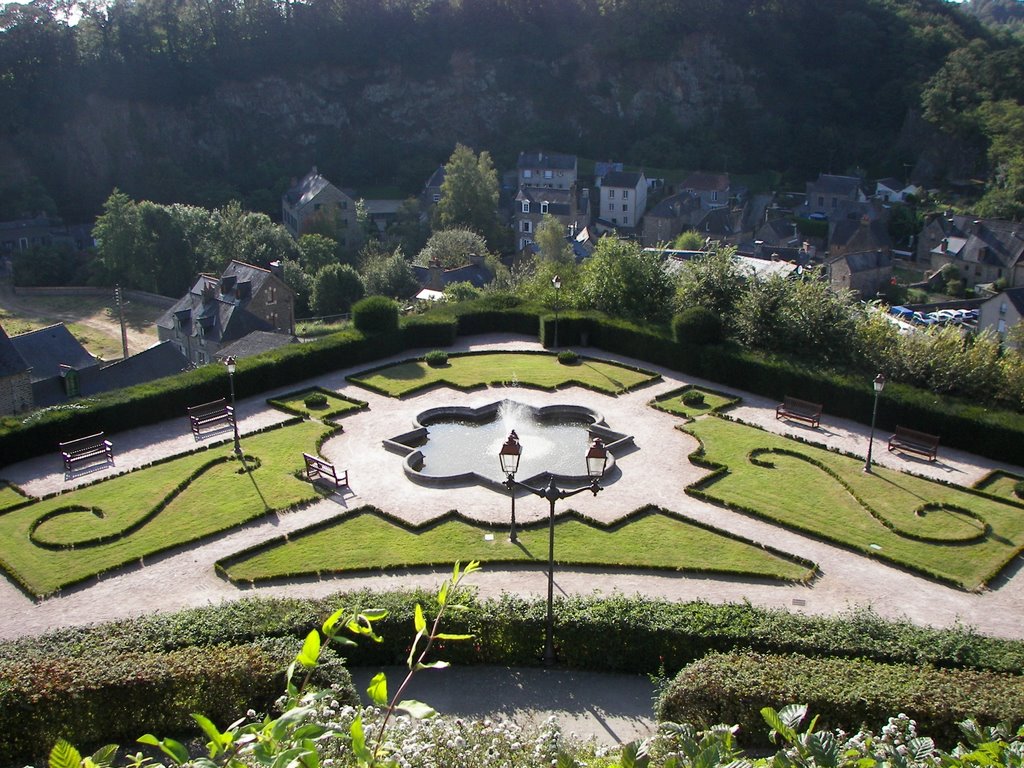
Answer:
[0,637,359,766]
[655,651,1024,748]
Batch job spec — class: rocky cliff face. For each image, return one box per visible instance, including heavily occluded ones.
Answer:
[15,34,756,216]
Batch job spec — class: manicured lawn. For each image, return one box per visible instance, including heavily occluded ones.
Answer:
[0,484,27,512]
[218,507,814,584]
[685,418,1024,590]
[0,421,331,597]
[651,386,739,420]
[349,352,657,397]
[974,471,1024,502]
[268,387,367,420]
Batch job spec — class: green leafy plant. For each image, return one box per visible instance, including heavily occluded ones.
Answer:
[557,350,579,365]
[423,350,448,367]
[304,392,329,409]
[681,390,704,407]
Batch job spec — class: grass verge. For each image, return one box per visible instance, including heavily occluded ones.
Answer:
[650,385,740,420]
[217,505,814,584]
[348,351,658,397]
[684,417,1024,590]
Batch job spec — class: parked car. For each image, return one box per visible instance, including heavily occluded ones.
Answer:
[912,311,936,327]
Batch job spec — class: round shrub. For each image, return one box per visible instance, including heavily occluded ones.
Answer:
[681,390,705,407]
[557,350,579,365]
[1015,480,1024,499]
[672,306,723,345]
[424,350,449,367]
[352,295,399,334]
[304,392,328,409]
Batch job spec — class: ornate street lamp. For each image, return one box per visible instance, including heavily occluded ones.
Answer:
[499,430,522,542]
[500,435,607,665]
[224,356,242,456]
[551,274,562,349]
[863,373,886,473]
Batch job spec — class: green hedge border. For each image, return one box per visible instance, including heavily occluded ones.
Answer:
[267,386,369,422]
[214,503,818,586]
[649,384,742,421]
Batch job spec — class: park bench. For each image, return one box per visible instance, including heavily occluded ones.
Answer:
[888,426,940,461]
[303,452,349,490]
[775,396,823,428]
[59,432,114,474]
[187,398,235,440]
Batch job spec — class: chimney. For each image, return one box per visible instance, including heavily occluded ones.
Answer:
[429,257,443,291]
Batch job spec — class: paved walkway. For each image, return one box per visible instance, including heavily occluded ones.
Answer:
[2,334,1024,642]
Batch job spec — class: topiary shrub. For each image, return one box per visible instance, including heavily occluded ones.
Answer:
[304,392,328,409]
[681,390,705,407]
[672,306,723,345]
[352,295,399,334]
[557,350,579,365]
[1015,480,1024,499]
[424,350,449,367]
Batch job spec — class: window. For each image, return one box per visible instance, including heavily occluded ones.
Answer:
[1000,302,1008,315]
[612,217,618,224]
[831,197,838,208]
[609,190,615,199]
[522,221,532,233]
[521,201,530,213]
[712,191,718,202]
[340,201,348,210]
[623,190,629,199]
[269,312,278,327]
[541,202,548,214]
[520,237,533,250]
[432,194,440,203]
[818,196,824,207]
[198,352,207,365]
[523,169,533,179]
[314,203,322,211]
[999,319,1007,335]
[544,170,553,179]
[608,203,615,212]
[18,237,27,250]
[622,204,628,212]
[623,216,630,225]
[267,286,276,304]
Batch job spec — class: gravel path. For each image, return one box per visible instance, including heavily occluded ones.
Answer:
[2,334,1023,644]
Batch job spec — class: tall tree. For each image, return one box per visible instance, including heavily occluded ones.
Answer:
[433,144,500,246]
[310,263,365,316]
[93,189,143,287]
[534,214,573,266]
[577,238,675,324]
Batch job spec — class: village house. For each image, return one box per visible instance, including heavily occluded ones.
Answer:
[513,185,591,253]
[157,261,295,367]
[0,325,32,416]
[918,214,1024,289]
[804,173,867,218]
[281,167,360,246]
[825,249,893,298]
[642,191,701,246]
[597,170,647,232]
[828,215,892,261]
[681,171,730,211]
[516,151,577,190]
[874,178,921,204]
[978,287,1024,345]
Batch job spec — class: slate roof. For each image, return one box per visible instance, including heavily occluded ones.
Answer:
[10,323,99,383]
[284,167,340,207]
[0,324,29,377]
[829,249,892,273]
[682,172,729,192]
[216,330,299,359]
[811,174,863,197]
[601,171,643,188]
[424,165,446,189]
[517,151,577,171]
[1001,287,1024,315]
[875,177,904,191]
[413,261,495,290]
[830,218,891,251]
[156,260,279,345]
[925,215,1024,269]
[516,186,575,216]
[647,191,699,219]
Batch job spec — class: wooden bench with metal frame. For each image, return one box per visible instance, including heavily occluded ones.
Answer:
[187,398,235,440]
[302,452,349,490]
[888,425,940,461]
[59,432,114,474]
[775,396,823,428]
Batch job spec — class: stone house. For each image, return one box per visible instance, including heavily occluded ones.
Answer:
[828,216,892,260]
[681,171,730,210]
[157,260,295,367]
[804,174,867,218]
[874,178,921,203]
[516,151,577,190]
[642,191,701,246]
[0,324,32,416]
[918,214,1024,289]
[513,186,591,253]
[978,287,1024,344]
[597,170,647,230]
[825,249,893,298]
[281,167,360,246]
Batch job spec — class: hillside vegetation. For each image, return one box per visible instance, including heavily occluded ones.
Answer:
[2,0,1022,219]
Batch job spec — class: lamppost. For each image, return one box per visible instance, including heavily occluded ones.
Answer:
[225,356,242,456]
[499,430,521,543]
[499,434,608,665]
[863,373,886,473]
[551,274,562,349]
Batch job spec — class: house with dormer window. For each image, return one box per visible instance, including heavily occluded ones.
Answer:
[513,186,591,252]
[157,260,296,367]
[681,171,730,211]
[919,213,1024,289]
[804,174,867,218]
[517,151,577,190]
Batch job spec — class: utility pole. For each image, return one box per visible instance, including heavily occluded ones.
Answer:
[115,285,129,360]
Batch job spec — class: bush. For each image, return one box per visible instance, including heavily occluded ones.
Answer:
[424,350,449,367]
[656,651,1024,748]
[672,306,724,345]
[304,392,328,409]
[681,390,705,406]
[352,295,399,334]
[557,350,579,365]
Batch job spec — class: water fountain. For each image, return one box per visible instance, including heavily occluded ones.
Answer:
[383,399,633,490]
